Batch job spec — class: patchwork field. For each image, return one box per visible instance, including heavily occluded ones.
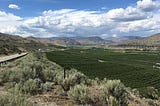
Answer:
[46,49,160,88]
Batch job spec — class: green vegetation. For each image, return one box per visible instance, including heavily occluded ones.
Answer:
[46,48,160,88]
[1,52,160,105]
[0,53,61,93]
[68,80,129,106]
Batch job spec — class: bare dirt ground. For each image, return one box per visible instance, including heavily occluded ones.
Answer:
[30,85,75,106]
[31,94,74,106]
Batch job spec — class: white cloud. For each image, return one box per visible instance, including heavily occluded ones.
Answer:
[0,26,18,34]
[8,4,21,10]
[0,11,22,21]
[137,0,159,12]
[0,0,160,38]
[0,11,22,34]
[107,7,151,22]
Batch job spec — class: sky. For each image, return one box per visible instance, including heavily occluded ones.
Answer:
[0,0,160,38]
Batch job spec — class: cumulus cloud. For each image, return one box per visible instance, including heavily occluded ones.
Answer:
[8,4,21,10]
[0,11,22,21]
[0,11,22,34]
[106,7,152,22]
[105,0,159,22]
[137,0,158,12]
[0,0,160,38]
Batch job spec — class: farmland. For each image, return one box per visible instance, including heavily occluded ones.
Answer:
[46,49,160,88]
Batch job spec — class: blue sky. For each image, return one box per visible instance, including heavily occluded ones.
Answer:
[0,0,160,38]
[0,0,138,17]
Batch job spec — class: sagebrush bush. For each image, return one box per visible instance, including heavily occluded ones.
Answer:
[0,62,44,83]
[15,78,42,95]
[69,80,129,106]
[0,70,12,83]
[102,95,119,106]
[101,80,129,106]
[42,82,53,92]
[0,88,34,106]
[145,98,160,106]
[140,87,159,100]
[56,69,88,92]
[43,69,57,82]
[68,84,89,104]
[0,53,61,90]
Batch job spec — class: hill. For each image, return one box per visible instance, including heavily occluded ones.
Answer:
[50,37,81,46]
[27,36,142,46]
[28,36,81,46]
[38,36,109,46]
[74,36,108,45]
[113,33,160,50]
[0,33,46,55]
[106,36,142,44]
[126,33,160,46]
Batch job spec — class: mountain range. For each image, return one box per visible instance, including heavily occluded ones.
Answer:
[28,36,142,46]
[116,33,160,50]
[1,32,160,55]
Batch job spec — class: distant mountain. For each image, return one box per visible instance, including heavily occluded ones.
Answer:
[106,36,142,44]
[0,33,46,55]
[30,36,140,46]
[116,33,160,50]
[27,36,55,45]
[51,37,81,46]
[74,36,107,45]
[121,33,160,46]
[27,36,80,46]
[48,36,109,45]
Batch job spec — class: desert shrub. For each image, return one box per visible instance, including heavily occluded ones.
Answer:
[87,85,106,105]
[69,80,129,106]
[0,94,8,106]
[0,70,12,83]
[93,77,101,85]
[21,62,45,82]
[8,68,23,83]
[0,52,62,84]
[30,63,45,80]
[15,78,42,95]
[21,66,37,81]
[56,69,88,92]
[43,69,57,82]
[87,81,125,106]
[139,87,159,100]
[0,88,34,106]
[42,82,53,92]
[101,80,129,106]
[107,96,119,106]
[145,98,160,106]
[68,84,89,104]
[3,61,47,84]
[130,88,140,97]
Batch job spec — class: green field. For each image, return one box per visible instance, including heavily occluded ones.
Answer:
[46,49,160,88]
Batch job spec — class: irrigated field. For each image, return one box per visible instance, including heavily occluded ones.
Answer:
[46,49,160,88]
